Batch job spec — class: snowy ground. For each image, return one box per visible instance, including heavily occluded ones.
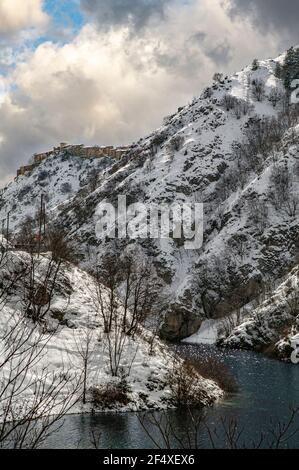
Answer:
[183,319,219,345]
[220,266,299,362]
[0,249,223,420]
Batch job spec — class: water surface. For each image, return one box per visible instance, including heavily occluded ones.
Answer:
[43,345,299,449]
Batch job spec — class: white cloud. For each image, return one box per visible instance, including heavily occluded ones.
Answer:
[0,0,287,185]
[0,0,49,36]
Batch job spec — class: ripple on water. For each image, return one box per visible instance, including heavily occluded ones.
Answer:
[42,344,299,449]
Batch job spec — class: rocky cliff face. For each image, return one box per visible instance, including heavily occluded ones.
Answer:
[218,265,299,363]
[1,49,299,340]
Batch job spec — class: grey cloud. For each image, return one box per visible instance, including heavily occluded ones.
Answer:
[190,31,206,44]
[80,0,172,31]
[227,0,299,44]
[0,0,289,186]
[0,71,103,181]
[207,41,232,65]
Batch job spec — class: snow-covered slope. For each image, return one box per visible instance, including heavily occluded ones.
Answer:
[1,50,298,341]
[0,153,113,230]
[0,248,223,415]
[219,266,299,362]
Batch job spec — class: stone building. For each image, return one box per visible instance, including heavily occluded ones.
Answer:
[16,143,130,177]
[17,164,37,177]
[34,151,53,163]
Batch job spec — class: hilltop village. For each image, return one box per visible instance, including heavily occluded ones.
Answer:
[16,142,129,177]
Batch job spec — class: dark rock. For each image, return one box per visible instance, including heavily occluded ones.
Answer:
[160,304,202,341]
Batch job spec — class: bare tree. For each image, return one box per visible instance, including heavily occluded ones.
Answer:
[139,410,204,450]
[121,255,163,338]
[0,239,82,448]
[218,314,241,340]
[282,195,299,218]
[269,88,283,108]
[248,197,269,234]
[95,253,122,334]
[166,359,208,408]
[252,79,265,101]
[95,252,166,377]
[0,303,82,448]
[21,252,63,324]
[139,406,299,449]
[74,323,95,405]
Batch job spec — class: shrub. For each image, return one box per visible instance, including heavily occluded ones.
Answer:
[191,357,238,394]
[90,378,131,409]
[17,185,31,201]
[221,95,252,118]
[202,87,213,99]
[167,360,208,408]
[38,170,49,182]
[46,228,78,263]
[252,59,259,71]
[213,72,224,83]
[222,94,237,111]
[167,135,184,152]
[151,132,168,152]
[60,182,72,194]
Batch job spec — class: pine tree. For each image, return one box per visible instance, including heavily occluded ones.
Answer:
[274,62,282,79]
[252,59,259,71]
[281,47,299,89]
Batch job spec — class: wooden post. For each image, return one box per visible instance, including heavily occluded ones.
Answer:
[43,200,46,239]
[6,212,10,250]
[38,194,44,257]
[1,219,5,252]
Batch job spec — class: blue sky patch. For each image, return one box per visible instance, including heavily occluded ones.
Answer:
[44,0,84,34]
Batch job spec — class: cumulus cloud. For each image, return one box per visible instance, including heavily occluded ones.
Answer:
[0,0,49,37]
[0,0,288,186]
[80,0,172,31]
[227,0,299,47]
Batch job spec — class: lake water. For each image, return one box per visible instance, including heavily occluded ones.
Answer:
[42,345,299,449]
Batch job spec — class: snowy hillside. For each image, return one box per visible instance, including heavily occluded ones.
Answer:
[0,247,223,418]
[219,265,299,362]
[0,153,114,231]
[0,49,298,341]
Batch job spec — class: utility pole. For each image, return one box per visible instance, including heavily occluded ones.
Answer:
[2,212,10,251]
[43,199,46,239]
[38,194,44,257]
[6,212,10,252]
[1,219,5,253]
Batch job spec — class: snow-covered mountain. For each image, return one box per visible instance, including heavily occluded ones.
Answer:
[1,49,298,342]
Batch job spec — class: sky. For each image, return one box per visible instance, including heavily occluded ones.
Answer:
[0,0,298,187]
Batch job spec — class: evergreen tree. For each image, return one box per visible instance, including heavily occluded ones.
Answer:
[274,62,282,79]
[252,59,259,71]
[280,47,299,90]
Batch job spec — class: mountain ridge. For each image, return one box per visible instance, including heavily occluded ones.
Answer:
[1,48,299,343]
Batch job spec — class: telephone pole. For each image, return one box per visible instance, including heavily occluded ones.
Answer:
[38,194,44,257]
[6,212,10,251]
[1,219,5,252]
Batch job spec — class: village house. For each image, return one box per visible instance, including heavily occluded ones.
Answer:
[34,150,53,163]
[17,164,37,177]
[16,143,130,177]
